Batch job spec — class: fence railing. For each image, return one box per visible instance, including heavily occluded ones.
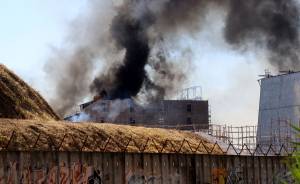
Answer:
[137,123,258,148]
[139,122,299,150]
[0,129,297,156]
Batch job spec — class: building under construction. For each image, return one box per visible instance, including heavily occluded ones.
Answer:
[66,86,209,129]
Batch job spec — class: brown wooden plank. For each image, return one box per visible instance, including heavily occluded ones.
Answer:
[161,154,170,184]
[101,153,113,184]
[266,157,273,184]
[246,156,254,184]
[57,152,70,184]
[125,153,133,183]
[152,154,162,184]
[113,153,124,184]
[92,152,104,183]
[260,157,267,184]
[202,155,211,183]
[194,155,203,184]
[253,156,260,184]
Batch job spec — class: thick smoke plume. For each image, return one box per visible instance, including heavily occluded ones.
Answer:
[46,0,300,117]
[225,0,300,69]
[90,0,214,100]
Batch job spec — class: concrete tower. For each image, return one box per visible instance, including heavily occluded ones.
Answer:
[257,71,300,146]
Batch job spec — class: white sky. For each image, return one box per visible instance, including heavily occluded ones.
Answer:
[0,0,273,125]
[0,0,87,88]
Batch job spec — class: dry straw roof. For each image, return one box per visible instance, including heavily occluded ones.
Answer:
[0,119,223,154]
[0,64,59,121]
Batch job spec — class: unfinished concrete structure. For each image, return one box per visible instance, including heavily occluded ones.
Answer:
[78,99,209,128]
[67,86,209,129]
[257,71,300,146]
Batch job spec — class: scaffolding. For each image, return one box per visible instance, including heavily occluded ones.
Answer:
[207,125,257,150]
[142,120,297,150]
[177,86,203,100]
[207,120,296,150]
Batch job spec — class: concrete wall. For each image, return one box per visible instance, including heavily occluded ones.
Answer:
[83,99,209,128]
[162,100,209,127]
[258,72,300,145]
[0,151,286,184]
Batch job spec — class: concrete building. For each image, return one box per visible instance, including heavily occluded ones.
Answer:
[65,87,209,129]
[78,99,209,129]
[257,71,300,146]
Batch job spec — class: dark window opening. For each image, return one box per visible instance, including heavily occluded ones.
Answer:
[130,106,134,113]
[101,103,108,112]
[130,117,135,124]
[187,104,192,112]
[187,117,192,124]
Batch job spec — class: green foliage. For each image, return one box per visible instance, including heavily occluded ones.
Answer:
[287,152,300,183]
[285,125,300,183]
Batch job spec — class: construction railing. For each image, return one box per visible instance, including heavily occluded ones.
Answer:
[138,123,257,148]
[140,122,299,150]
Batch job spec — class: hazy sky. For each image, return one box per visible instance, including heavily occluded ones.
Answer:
[0,0,87,87]
[0,0,271,125]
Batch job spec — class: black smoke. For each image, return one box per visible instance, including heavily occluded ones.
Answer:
[91,12,152,99]
[225,0,300,69]
[89,0,209,101]
[46,0,300,117]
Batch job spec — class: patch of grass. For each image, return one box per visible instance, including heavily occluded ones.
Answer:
[0,64,59,120]
[0,119,222,154]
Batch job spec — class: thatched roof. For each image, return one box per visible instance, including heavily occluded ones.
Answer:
[0,64,59,120]
[0,119,222,154]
